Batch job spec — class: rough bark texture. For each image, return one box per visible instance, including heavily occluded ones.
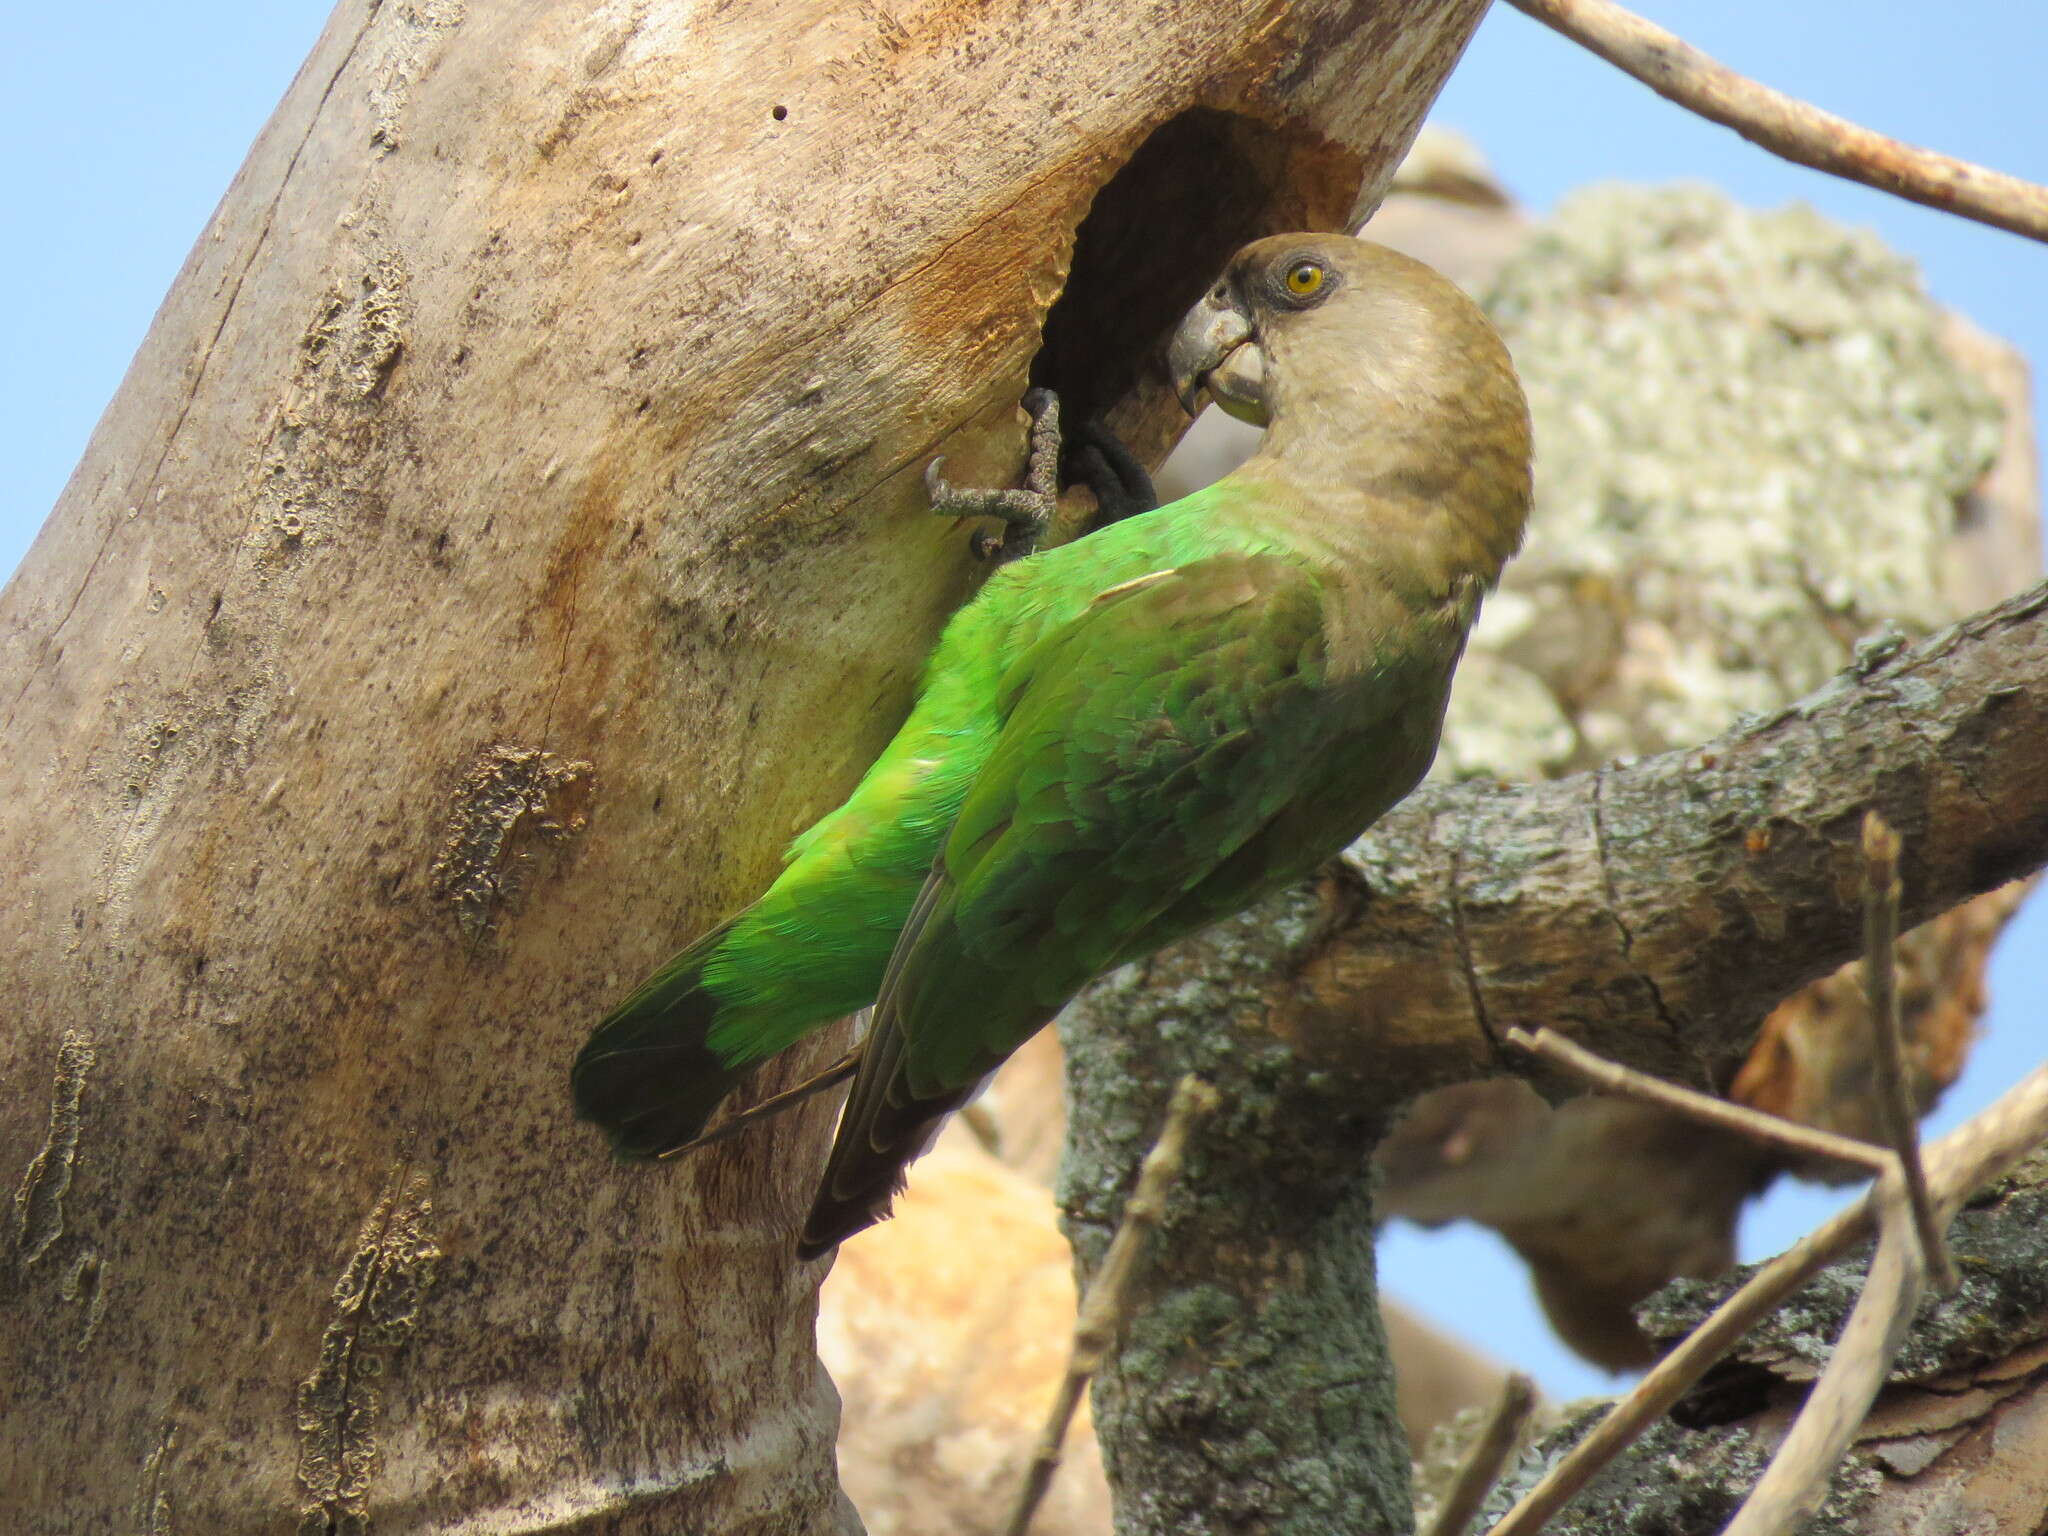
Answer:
[1287,579,2048,1100]
[1480,1153,2048,1536]
[0,0,1497,1530]
[1063,895,1416,1536]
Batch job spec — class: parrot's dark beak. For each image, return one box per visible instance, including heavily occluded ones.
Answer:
[1168,286,1257,415]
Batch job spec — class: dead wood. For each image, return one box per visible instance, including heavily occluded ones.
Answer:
[0,0,1493,1528]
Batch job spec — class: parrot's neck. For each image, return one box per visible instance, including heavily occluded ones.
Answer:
[1234,419,1526,604]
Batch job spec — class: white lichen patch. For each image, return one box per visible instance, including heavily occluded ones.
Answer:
[1439,184,2004,779]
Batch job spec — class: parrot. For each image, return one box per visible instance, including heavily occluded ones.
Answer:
[572,232,1533,1259]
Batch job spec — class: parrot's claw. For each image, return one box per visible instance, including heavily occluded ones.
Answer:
[927,389,1063,565]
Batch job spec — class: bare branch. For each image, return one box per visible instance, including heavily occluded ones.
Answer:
[1280,580,2048,1102]
[1859,813,1958,1292]
[1425,1372,1539,1536]
[1722,1178,1921,1536]
[1485,1063,2048,1536]
[1005,1075,1220,1536]
[1502,0,2048,245]
[1505,1026,1891,1173]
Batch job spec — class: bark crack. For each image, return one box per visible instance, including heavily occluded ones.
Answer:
[1876,675,1997,813]
[541,573,581,745]
[1445,836,1501,1061]
[1589,763,1685,1040]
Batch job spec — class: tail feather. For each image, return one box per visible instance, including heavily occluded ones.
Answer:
[654,1048,860,1160]
[573,922,755,1159]
[797,866,974,1258]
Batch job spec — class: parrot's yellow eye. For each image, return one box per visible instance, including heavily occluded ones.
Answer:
[1284,261,1325,297]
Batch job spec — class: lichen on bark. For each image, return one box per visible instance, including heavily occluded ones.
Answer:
[1061,891,1414,1534]
[1445,182,2006,781]
[1479,1156,2048,1535]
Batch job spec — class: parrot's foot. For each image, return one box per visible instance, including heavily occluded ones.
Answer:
[927,388,1061,565]
[1062,416,1157,529]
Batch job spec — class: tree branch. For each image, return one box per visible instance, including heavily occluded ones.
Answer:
[1486,1062,2048,1536]
[1007,1075,1218,1536]
[1424,1372,1537,1536]
[1274,578,2048,1097]
[1503,0,2048,246]
[1859,812,1958,1293]
[1506,1026,1890,1174]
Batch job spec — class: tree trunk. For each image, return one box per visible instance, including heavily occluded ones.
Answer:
[0,0,1489,1528]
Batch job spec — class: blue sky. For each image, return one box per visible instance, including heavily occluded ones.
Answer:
[4,0,2042,1401]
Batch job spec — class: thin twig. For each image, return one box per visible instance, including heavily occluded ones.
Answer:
[1484,1064,2048,1536]
[1425,1372,1539,1536]
[1723,1178,1921,1536]
[1503,0,2048,246]
[1505,1026,1892,1173]
[1004,1074,1221,1536]
[1860,812,1958,1292]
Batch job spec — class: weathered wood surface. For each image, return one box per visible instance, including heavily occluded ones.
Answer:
[1283,580,2048,1101]
[0,0,1492,1529]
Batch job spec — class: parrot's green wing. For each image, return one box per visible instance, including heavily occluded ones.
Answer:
[800,551,1359,1255]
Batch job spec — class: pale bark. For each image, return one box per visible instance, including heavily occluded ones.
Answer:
[0,0,1494,1529]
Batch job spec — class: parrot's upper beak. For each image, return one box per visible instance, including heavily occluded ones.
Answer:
[1167,286,1262,419]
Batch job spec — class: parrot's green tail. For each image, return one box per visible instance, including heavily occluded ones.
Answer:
[572,919,757,1159]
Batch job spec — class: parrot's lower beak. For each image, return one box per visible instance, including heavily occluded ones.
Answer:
[1168,288,1262,419]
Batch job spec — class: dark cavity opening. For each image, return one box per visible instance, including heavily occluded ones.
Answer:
[1029,108,1363,459]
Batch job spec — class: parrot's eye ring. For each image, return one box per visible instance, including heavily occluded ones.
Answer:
[1283,260,1326,299]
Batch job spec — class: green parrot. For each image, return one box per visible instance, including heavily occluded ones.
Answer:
[573,233,1532,1258]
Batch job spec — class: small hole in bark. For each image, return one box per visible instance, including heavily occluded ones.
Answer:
[207,593,223,622]
[1029,107,1362,467]
[648,147,664,165]
[193,954,208,977]
[771,104,788,122]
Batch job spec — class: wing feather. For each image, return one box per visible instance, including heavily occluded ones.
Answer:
[800,553,1355,1254]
